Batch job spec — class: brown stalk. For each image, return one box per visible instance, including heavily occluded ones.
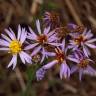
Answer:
[15,67,26,91]
[65,0,83,25]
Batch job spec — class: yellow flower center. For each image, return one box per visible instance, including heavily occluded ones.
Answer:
[78,59,89,68]
[55,48,65,63]
[9,40,22,54]
[74,35,85,45]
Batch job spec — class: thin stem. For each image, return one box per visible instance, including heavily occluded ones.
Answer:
[65,0,83,25]
[15,67,26,91]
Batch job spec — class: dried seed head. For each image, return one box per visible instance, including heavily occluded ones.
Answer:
[55,27,70,39]
[32,54,41,63]
[43,12,60,29]
[72,25,85,33]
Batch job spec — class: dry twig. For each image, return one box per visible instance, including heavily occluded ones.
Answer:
[15,67,26,91]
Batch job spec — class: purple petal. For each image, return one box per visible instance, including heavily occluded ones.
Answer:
[61,39,65,51]
[0,39,9,47]
[67,56,79,63]
[44,26,50,35]
[0,48,9,51]
[45,52,56,57]
[12,55,17,69]
[60,63,65,79]
[17,25,22,40]
[41,54,45,63]
[82,28,87,35]
[70,66,78,74]
[84,65,96,76]
[48,37,58,43]
[48,33,57,42]
[43,60,57,69]
[7,55,17,69]
[85,43,96,48]
[85,30,93,39]
[31,46,41,56]
[86,38,96,43]
[24,43,38,50]
[67,23,76,29]
[36,20,41,34]
[28,27,37,40]
[82,45,89,57]
[20,29,27,44]
[9,28,16,38]
[48,42,61,46]
[19,52,25,64]
[20,51,32,64]
[5,29,16,40]
[41,48,46,63]
[79,69,83,81]
[60,61,70,79]
[83,45,90,56]
[1,34,11,42]
[47,30,55,37]
[36,67,46,81]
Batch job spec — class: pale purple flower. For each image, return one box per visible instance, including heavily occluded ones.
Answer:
[69,50,96,80]
[0,25,32,69]
[25,20,60,62]
[69,28,96,57]
[36,39,76,80]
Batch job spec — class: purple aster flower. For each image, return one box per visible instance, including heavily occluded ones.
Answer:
[25,20,60,63]
[36,39,75,80]
[0,25,32,69]
[43,12,60,29]
[69,28,96,57]
[68,49,96,80]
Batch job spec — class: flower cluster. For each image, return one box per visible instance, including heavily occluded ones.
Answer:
[0,12,96,81]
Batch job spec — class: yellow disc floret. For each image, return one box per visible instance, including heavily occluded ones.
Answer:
[78,59,89,69]
[74,35,85,45]
[9,40,22,54]
[55,48,65,63]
